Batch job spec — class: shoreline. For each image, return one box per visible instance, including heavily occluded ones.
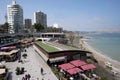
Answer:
[80,39,120,73]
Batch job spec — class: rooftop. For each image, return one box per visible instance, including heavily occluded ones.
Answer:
[36,41,59,52]
[0,49,19,56]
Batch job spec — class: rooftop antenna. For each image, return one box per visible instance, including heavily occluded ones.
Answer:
[5,14,7,23]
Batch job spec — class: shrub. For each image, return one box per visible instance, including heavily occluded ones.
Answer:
[21,67,24,74]
[22,53,27,59]
[16,67,25,75]
[16,67,20,75]
[18,60,23,63]
[0,78,4,80]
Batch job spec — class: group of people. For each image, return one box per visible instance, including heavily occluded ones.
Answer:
[21,67,44,80]
[22,74,31,80]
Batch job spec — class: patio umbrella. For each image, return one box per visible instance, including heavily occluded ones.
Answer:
[0,46,16,50]
[58,63,75,71]
[70,60,87,67]
[0,47,9,50]
[9,46,16,49]
[66,68,83,75]
[81,64,96,71]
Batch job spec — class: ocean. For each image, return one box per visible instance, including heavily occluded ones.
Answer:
[85,32,120,62]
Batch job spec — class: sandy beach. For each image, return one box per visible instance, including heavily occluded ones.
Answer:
[80,39,120,74]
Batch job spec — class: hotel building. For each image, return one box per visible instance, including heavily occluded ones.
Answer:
[7,0,24,33]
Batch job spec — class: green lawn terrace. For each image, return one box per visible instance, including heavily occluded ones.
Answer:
[50,41,80,50]
[36,41,59,52]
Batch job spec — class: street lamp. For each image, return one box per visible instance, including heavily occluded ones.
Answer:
[59,69,63,80]
[70,77,74,80]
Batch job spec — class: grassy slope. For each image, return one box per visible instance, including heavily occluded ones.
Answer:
[52,42,79,50]
[36,41,59,52]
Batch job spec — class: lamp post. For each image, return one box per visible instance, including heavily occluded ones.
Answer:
[70,77,74,80]
[54,64,57,67]
[54,64,57,75]
[59,69,63,80]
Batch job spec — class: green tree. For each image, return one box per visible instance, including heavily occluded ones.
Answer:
[22,53,27,59]
[16,67,20,75]
[0,78,4,80]
[34,23,44,32]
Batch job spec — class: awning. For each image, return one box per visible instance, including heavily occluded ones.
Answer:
[0,49,19,56]
[70,60,86,67]
[49,57,65,63]
[0,47,9,50]
[0,69,6,74]
[59,63,75,71]
[0,46,16,50]
[81,64,96,70]
[66,68,83,75]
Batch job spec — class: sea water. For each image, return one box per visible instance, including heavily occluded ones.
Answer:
[85,32,120,62]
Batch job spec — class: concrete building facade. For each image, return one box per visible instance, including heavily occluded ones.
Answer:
[34,11,47,27]
[24,19,32,32]
[47,24,63,33]
[7,0,24,33]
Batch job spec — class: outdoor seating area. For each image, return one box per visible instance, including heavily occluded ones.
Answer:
[20,39,34,48]
[54,60,98,80]
[0,49,20,62]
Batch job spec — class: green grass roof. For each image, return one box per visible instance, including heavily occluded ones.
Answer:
[36,41,59,52]
[52,42,79,50]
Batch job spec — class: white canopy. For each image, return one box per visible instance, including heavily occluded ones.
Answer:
[0,69,6,74]
[0,50,19,56]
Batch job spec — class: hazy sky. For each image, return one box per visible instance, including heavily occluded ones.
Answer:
[0,0,120,31]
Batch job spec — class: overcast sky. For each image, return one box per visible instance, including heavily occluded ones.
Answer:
[0,0,120,31]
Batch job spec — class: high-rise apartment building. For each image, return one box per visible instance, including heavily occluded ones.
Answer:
[7,0,24,33]
[25,19,32,30]
[34,11,47,27]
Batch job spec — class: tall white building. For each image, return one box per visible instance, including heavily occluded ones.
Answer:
[7,0,24,33]
[34,11,47,27]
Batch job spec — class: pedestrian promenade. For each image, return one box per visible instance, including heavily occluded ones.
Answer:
[5,46,58,80]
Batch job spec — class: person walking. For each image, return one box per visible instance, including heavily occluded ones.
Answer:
[27,74,31,80]
[22,77,25,80]
[41,67,43,75]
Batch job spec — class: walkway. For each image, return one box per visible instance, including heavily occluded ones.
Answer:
[5,46,58,80]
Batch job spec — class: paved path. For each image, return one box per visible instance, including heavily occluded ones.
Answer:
[5,46,58,80]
